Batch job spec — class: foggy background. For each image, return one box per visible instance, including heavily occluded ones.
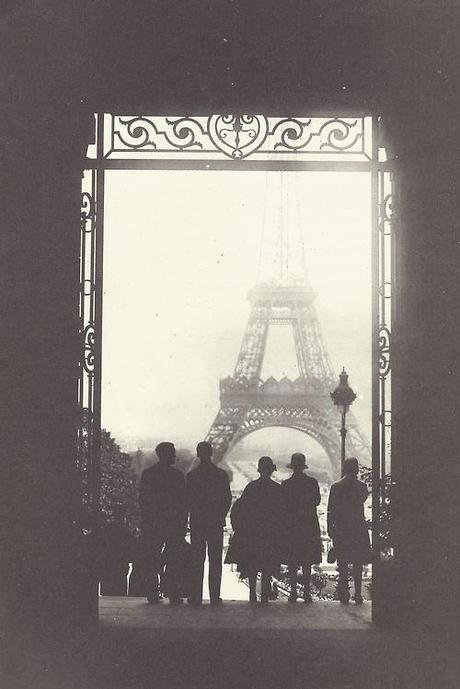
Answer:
[102,169,371,476]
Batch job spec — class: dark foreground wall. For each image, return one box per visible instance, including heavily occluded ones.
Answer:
[0,0,459,634]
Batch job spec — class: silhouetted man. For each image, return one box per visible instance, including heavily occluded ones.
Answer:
[186,441,232,605]
[139,441,187,604]
[327,457,371,604]
[281,453,322,603]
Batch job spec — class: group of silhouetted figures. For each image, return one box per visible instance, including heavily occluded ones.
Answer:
[134,441,371,606]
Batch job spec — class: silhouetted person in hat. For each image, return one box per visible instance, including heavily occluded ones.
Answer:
[186,441,232,605]
[327,457,371,604]
[139,441,187,605]
[280,452,322,603]
[229,456,281,604]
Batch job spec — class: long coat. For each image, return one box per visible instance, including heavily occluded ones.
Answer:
[139,463,187,538]
[327,476,371,564]
[225,478,282,577]
[280,473,322,565]
[186,462,232,533]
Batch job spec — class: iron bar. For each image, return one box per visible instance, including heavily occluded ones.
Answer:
[371,116,381,577]
[84,158,383,172]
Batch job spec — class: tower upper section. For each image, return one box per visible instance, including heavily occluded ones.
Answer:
[247,282,316,308]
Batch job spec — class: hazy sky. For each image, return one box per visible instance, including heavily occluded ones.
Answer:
[102,169,371,452]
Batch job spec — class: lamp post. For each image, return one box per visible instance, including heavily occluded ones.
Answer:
[330,367,357,476]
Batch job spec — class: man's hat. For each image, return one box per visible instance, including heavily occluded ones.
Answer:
[257,456,276,473]
[287,452,308,470]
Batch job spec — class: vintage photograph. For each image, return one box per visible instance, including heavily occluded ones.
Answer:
[0,2,459,689]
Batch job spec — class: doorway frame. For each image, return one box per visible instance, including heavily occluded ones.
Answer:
[78,112,394,619]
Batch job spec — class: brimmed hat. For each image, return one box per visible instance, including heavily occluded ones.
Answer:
[287,452,308,470]
[257,456,276,473]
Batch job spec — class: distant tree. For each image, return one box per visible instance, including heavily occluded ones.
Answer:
[100,429,140,534]
[130,447,157,483]
[360,465,393,557]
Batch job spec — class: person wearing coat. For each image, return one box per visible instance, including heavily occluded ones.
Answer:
[327,456,371,604]
[280,453,322,603]
[139,441,187,605]
[186,441,232,606]
[225,456,282,604]
[224,495,248,577]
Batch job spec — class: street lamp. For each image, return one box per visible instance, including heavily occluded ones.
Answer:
[330,367,357,476]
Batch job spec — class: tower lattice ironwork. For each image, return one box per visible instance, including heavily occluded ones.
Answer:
[206,175,370,478]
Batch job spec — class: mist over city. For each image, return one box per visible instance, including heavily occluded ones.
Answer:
[102,169,372,486]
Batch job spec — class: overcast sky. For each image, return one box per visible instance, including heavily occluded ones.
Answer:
[102,169,371,454]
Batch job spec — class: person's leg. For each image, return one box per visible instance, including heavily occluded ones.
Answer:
[163,536,185,604]
[208,528,224,604]
[248,570,257,602]
[268,577,278,600]
[302,563,312,602]
[142,530,163,602]
[337,559,350,603]
[190,529,206,604]
[288,563,298,602]
[352,562,363,603]
[260,572,271,603]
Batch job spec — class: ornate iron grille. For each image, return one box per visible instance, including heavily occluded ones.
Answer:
[372,140,394,561]
[92,114,373,162]
[78,117,105,529]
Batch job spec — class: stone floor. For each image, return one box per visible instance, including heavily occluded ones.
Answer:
[99,596,372,631]
[3,598,458,689]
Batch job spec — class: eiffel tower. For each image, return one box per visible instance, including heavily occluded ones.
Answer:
[206,173,370,479]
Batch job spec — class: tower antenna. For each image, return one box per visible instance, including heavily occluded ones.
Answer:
[256,171,269,284]
[295,170,309,283]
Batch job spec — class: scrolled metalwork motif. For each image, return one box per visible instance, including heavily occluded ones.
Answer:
[272,118,313,150]
[318,118,361,151]
[115,116,160,149]
[382,193,393,222]
[83,323,96,375]
[208,114,268,159]
[164,117,205,150]
[80,191,94,221]
[379,193,393,235]
[378,325,391,378]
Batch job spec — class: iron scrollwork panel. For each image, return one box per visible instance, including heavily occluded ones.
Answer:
[98,114,373,161]
[376,162,393,558]
[77,168,101,528]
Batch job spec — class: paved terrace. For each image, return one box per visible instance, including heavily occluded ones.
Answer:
[4,599,457,689]
[99,596,372,631]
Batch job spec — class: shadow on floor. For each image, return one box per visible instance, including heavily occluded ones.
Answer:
[2,599,458,689]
